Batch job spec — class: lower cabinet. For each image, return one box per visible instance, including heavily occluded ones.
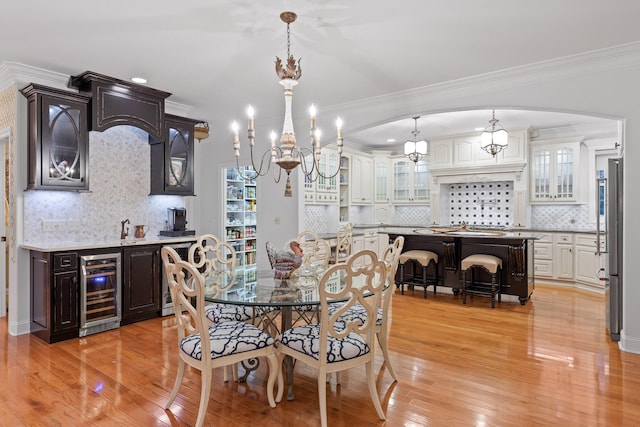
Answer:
[30,251,79,343]
[30,243,172,343]
[122,245,162,325]
[533,231,606,291]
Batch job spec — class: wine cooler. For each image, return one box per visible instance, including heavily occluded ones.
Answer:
[80,253,122,337]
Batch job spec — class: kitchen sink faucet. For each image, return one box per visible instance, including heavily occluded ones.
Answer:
[120,219,130,240]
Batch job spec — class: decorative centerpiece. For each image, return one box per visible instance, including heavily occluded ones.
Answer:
[266,241,303,280]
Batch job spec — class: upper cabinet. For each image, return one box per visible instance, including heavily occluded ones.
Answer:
[303,148,340,205]
[530,138,587,203]
[149,114,198,196]
[350,154,373,205]
[21,84,91,191]
[373,154,391,204]
[430,129,528,171]
[68,71,171,141]
[391,158,429,203]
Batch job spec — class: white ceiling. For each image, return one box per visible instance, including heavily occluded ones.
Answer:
[1,1,636,151]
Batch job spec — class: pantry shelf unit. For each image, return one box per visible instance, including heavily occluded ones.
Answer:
[223,166,258,300]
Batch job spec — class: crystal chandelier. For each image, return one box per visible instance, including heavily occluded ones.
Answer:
[231,11,343,197]
[404,116,428,163]
[480,110,509,157]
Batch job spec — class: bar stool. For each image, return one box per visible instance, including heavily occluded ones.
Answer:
[398,250,438,298]
[461,254,502,308]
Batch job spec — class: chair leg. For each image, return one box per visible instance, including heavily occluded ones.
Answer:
[366,360,386,421]
[491,272,496,309]
[399,263,405,295]
[195,368,213,427]
[275,352,285,403]
[422,264,427,299]
[433,261,438,295]
[265,352,280,408]
[165,358,186,409]
[462,270,467,304]
[318,368,329,427]
[377,330,397,381]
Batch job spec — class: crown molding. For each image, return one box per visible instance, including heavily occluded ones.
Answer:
[328,41,640,119]
[0,62,69,92]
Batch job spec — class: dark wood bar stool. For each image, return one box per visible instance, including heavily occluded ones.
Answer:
[398,250,438,298]
[461,254,503,308]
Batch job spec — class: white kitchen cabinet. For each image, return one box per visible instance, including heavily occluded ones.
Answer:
[391,158,429,203]
[429,129,528,171]
[574,233,606,289]
[350,154,373,205]
[554,234,574,280]
[533,234,553,278]
[530,138,587,203]
[303,148,340,205]
[533,232,573,281]
[374,155,391,204]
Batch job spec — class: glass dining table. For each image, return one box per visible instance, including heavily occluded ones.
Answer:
[204,265,385,400]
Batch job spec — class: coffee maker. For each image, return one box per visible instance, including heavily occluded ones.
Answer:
[159,207,196,237]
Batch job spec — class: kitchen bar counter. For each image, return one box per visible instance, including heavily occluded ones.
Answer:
[21,235,198,252]
[387,229,541,305]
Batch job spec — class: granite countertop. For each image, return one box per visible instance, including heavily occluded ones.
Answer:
[21,235,198,252]
[353,224,602,234]
[382,227,545,240]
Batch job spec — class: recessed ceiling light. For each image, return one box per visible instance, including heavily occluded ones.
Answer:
[131,77,147,84]
[387,138,396,143]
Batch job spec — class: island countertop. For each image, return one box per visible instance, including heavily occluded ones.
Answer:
[381,227,544,240]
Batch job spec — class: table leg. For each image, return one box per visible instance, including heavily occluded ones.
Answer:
[280,306,296,400]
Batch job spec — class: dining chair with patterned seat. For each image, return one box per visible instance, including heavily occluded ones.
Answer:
[327,236,405,381]
[188,234,254,324]
[288,230,331,267]
[161,246,281,427]
[276,249,387,427]
[328,221,353,264]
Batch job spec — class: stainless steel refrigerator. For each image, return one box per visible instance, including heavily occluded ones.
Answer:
[605,158,623,341]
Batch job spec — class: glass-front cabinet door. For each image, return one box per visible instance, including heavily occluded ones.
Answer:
[392,158,429,203]
[412,159,430,202]
[374,156,389,203]
[21,84,91,191]
[392,159,411,202]
[150,114,197,195]
[530,141,580,203]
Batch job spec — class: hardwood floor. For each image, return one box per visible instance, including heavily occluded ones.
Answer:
[1,285,639,426]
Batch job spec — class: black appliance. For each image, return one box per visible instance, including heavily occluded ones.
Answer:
[159,207,195,237]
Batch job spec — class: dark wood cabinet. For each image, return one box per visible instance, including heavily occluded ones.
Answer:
[150,114,199,195]
[30,251,79,343]
[21,84,91,191]
[121,245,162,325]
[68,71,171,141]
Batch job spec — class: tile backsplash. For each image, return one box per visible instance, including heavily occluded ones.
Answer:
[24,126,185,243]
[530,204,590,229]
[446,181,513,227]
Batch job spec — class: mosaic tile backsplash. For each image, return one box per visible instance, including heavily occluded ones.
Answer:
[24,126,185,243]
[530,204,590,229]
[447,181,513,227]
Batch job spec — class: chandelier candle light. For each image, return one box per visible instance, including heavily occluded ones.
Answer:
[480,110,509,157]
[231,11,344,197]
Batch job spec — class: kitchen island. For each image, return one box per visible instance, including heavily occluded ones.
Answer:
[386,227,544,305]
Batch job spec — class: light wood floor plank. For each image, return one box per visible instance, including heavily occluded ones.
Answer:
[1,284,639,426]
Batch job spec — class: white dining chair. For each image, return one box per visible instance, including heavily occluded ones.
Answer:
[328,222,353,264]
[326,236,405,381]
[276,249,387,427]
[161,246,281,427]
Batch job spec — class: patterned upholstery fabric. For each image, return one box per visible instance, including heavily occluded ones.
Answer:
[204,303,254,324]
[327,303,383,326]
[279,323,370,362]
[179,321,275,361]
